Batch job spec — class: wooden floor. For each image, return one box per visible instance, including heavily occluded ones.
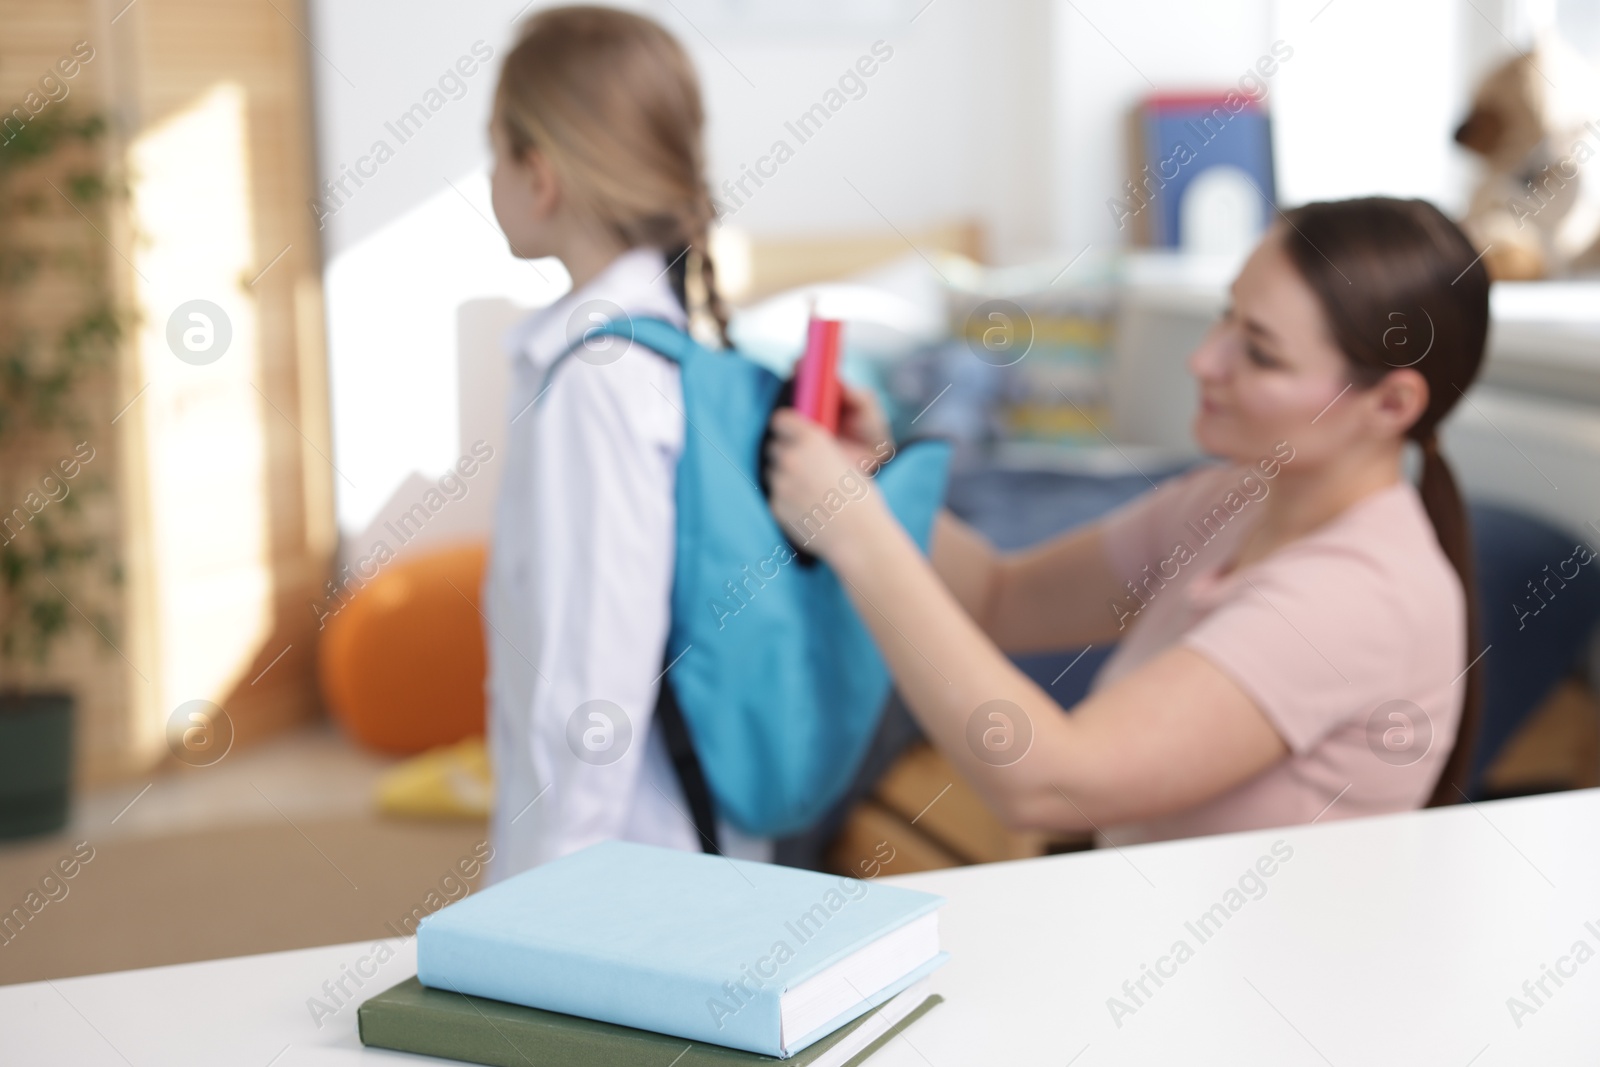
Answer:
[0,721,488,986]
[0,814,489,986]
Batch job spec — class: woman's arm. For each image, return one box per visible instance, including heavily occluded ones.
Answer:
[961,517,1135,654]
[928,511,1000,623]
[846,386,1130,653]
[769,410,1286,833]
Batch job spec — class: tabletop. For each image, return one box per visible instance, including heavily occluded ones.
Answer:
[5,788,1598,1066]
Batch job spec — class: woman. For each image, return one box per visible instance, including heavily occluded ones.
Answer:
[765,198,1488,845]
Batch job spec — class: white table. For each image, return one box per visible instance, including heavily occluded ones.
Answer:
[7,789,1599,1065]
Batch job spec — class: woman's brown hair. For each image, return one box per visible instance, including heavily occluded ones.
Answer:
[494,5,729,342]
[1279,197,1489,806]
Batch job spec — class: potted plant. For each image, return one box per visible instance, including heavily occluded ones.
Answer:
[0,107,122,838]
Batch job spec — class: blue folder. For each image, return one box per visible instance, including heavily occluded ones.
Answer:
[416,841,948,1058]
[1138,93,1275,247]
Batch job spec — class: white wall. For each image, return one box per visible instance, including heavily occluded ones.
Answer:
[308,0,1061,264]
[679,0,1057,260]
[1269,0,1474,213]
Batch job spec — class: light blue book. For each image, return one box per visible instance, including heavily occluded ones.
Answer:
[416,841,948,1059]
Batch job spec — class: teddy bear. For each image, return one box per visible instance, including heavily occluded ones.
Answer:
[1454,36,1600,280]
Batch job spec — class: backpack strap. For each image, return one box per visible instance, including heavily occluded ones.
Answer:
[534,313,723,852]
[654,666,722,855]
[535,315,697,405]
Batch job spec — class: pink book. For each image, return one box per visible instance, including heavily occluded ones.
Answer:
[794,315,842,432]
[814,320,842,433]
[793,314,827,421]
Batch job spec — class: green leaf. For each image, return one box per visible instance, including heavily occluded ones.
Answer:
[0,104,118,669]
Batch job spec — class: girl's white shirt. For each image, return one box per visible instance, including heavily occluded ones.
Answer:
[483,246,773,883]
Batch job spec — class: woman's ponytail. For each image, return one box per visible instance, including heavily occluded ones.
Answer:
[1415,431,1484,805]
[1280,198,1492,805]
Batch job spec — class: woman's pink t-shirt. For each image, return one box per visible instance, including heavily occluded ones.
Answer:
[1089,460,1467,845]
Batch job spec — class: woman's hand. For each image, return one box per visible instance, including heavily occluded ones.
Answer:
[765,407,891,566]
[837,385,895,474]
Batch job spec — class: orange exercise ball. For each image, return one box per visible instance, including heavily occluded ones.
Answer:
[318,542,489,754]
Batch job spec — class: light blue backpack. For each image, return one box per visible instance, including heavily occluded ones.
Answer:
[542,317,951,843]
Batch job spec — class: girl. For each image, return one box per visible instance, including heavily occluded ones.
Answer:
[481,6,766,878]
[766,198,1488,844]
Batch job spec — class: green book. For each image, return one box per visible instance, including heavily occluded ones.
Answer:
[358,976,941,1067]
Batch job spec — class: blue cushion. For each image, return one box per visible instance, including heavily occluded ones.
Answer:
[1466,502,1600,791]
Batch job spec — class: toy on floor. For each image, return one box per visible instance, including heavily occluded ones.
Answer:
[1454,36,1600,280]
[318,543,487,754]
[375,735,491,819]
